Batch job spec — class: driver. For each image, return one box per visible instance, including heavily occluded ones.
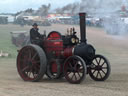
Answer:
[30,23,42,45]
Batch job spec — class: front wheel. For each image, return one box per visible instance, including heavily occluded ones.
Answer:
[89,54,111,81]
[64,56,87,84]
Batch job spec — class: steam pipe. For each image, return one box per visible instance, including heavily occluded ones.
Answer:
[79,13,87,44]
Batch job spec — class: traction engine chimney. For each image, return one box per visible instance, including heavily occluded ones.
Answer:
[79,13,87,44]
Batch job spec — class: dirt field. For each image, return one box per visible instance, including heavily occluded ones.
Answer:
[0,24,128,96]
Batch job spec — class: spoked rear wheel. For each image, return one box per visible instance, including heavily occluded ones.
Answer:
[64,56,87,84]
[17,44,47,82]
[89,54,111,81]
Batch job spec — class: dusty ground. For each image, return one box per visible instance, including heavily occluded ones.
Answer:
[0,24,128,96]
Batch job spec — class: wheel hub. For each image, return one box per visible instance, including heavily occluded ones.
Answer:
[95,66,102,70]
[72,68,76,72]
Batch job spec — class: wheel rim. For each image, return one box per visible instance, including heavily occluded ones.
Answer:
[89,55,111,81]
[17,46,41,81]
[64,56,86,84]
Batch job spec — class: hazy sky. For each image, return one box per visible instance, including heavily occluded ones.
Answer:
[0,0,80,13]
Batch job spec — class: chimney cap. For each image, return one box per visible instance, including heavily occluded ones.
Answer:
[79,13,86,16]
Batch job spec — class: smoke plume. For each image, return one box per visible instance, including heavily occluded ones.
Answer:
[80,0,128,35]
[55,0,128,35]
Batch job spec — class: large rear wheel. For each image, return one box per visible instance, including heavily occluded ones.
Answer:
[17,44,47,82]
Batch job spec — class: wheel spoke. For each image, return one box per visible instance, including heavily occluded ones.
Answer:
[77,72,81,78]
[69,62,73,69]
[95,58,99,65]
[74,61,78,69]
[92,70,96,74]
[99,58,101,64]
[101,61,105,66]
[102,67,107,69]
[96,71,99,78]
[74,73,77,80]
[32,53,38,60]
[99,71,103,78]
[78,68,83,73]
[22,66,29,72]
[92,62,96,66]
[71,73,75,80]
[67,72,71,76]
[101,70,106,75]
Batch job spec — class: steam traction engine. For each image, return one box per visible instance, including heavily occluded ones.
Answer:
[17,13,111,84]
